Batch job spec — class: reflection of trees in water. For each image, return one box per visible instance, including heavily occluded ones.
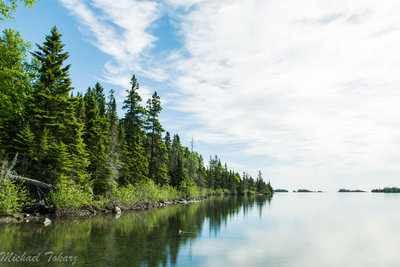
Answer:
[0,195,272,267]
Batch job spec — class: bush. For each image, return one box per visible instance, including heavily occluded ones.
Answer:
[158,185,180,202]
[112,180,182,209]
[134,180,162,203]
[0,179,30,214]
[49,181,93,214]
[112,184,137,208]
[180,185,202,199]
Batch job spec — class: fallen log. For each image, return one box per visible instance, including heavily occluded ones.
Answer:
[7,174,57,191]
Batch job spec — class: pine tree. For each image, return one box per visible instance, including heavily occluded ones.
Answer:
[13,124,35,175]
[84,86,112,194]
[146,91,168,184]
[164,131,171,154]
[30,26,88,184]
[94,82,106,116]
[106,89,120,182]
[168,134,185,187]
[120,74,148,184]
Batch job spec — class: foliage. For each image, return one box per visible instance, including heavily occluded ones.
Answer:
[120,74,148,184]
[30,26,89,185]
[145,91,168,184]
[0,0,36,22]
[49,181,94,214]
[83,86,112,194]
[112,180,180,209]
[179,185,204,199]
[0,29,34,153]
[0,156,30,213]
[0,178,30,213]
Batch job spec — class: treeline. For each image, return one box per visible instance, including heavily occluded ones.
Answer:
[0,26,272,211]
[371,187,400,193]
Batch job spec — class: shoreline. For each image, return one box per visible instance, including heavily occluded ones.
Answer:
[0,193,274,224]
[0,196,208,225]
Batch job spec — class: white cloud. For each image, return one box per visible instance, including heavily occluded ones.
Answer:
[60,0,400,188]
[163,0,400,188]
[58,0,165,87]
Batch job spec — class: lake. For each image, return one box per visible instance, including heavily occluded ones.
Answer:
[1,193,400,266]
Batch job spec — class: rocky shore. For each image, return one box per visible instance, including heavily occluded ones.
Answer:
[0,197,207,225]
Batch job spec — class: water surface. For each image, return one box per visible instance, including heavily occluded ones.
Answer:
[1,193,400,266]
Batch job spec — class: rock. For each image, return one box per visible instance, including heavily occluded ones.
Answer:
[43,217,51,226]
[113,206,121,214]
[12,213,23,221]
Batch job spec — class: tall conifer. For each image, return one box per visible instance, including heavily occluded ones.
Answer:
[120,74,148,184]
[31,26,88,184]
[146,91,168,184]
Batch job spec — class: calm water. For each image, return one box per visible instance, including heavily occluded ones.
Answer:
[1,193,400,266]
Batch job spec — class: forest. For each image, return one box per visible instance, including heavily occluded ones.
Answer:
[0,24,273,214]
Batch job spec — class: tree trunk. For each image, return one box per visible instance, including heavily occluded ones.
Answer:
[7,174,57,191]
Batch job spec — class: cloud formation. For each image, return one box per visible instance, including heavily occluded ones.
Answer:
[58,0,164,99]
[165,0,400,188]
[59,0,400,189]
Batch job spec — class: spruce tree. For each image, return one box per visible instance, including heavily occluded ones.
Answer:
[168,134,185,187]
[31,26,88,184]
[13,124,35,175]
[120,74,148,184]
[146,91,168,184]
[164,131,171,154]
[106,89,120,182]
[84,86,112,194]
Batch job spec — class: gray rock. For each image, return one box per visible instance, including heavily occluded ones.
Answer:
[113,206,121,214]
[43,217,51,226]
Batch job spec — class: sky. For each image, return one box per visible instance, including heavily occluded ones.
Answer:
[2,0,400,191]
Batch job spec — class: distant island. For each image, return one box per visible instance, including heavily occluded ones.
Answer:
[371,187,400,193]
[338,189,366,193]
[274,189,289,192]
[293,189,323,193]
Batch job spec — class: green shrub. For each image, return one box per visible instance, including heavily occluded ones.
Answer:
[92,195,112,210]
[132,180,159,203]
[0,179,30,214]
[179,185,206,199]
[112,181,192,209]
[49,181,93,214]
[112,184,137,208]
[158,185,180,201]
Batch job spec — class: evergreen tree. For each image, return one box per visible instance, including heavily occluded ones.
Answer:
[195,154,207,188]
[30,26,88,184]
[168,134,185,187]
[106,89,121,182]
[84,86,112,194]
[94,82,106,116]
[146,91,168,184]
[13,124,35,175]
[164,131,171,154]
[120,74,148,184]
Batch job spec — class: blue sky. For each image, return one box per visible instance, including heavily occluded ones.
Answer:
[3,0,400,191]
